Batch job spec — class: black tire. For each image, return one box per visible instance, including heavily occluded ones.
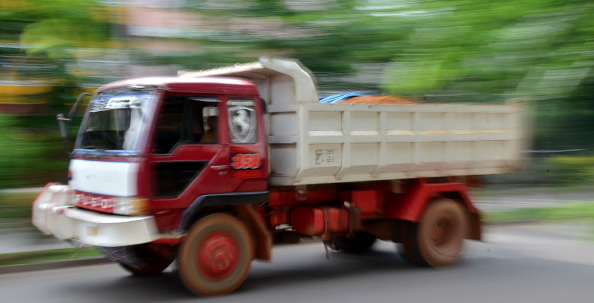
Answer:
[333,232,377,253]
[178,213,253,296]
[398,199,468,267]
[115,244,176,276]
[397,222,425,266]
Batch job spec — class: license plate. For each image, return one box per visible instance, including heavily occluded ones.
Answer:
[87,226,98,237]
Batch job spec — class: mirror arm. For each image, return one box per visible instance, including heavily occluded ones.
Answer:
[68,92,91,121]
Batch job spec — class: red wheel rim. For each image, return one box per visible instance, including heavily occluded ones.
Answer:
[197,232,239,280]
[430,214,457,252]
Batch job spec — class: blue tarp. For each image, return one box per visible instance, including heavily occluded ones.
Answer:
[319,91,374,104]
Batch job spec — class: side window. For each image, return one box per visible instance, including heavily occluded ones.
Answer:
[154,97,184,154]
[227,98,257,144]
[195,106,218,144]
[153,96,219,154]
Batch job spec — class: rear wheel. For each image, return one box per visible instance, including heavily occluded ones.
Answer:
[397,222,425,266]
[178,213,253,296]
[333,232,377,253]
[398,199,468,267]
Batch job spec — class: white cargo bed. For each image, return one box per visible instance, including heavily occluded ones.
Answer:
[179,58,528,186]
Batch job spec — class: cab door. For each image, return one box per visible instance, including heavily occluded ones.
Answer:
[147,94,267,220]
[148,94,231,211]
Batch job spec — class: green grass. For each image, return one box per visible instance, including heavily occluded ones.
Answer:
[543,156,594,186]
[484,201,594,223]
[0,247,103,266]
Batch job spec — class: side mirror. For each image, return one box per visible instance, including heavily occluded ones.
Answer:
[58,92,91,154]
[57,113,69,138]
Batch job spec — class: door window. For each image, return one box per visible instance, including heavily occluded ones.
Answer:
[153,96,219,154]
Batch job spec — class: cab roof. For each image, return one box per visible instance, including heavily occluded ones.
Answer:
[97,76,259,96]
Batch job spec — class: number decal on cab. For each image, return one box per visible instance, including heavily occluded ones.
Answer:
[231,153,261,170]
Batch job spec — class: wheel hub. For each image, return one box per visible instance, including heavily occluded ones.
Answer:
[431,214,456,248]
[197,232,239,280]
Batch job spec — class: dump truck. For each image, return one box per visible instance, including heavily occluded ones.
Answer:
[32,57,527,296]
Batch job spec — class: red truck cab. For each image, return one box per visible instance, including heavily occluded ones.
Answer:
[71,77,268,234]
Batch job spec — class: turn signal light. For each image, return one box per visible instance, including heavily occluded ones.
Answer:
[113,197,150,216]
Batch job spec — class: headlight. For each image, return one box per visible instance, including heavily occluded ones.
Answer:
[113,197,150,216]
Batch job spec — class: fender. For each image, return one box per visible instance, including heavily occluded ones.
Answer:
[177,191,269,233]
[385,178,481,240]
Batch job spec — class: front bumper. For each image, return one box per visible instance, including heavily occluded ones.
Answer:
[32,183,159,247]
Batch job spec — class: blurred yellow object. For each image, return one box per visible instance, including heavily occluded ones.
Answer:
[0,0,32,9]
[548,156,594,165]
[0,83,96,105]
[0,83,53,104]
[0,84,53,95]
[0,95,47,105]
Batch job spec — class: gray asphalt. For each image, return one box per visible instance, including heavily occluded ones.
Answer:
[0,227,74,254]
[1,221,594,302]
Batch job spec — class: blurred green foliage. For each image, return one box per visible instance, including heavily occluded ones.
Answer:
[188,0,594,150]
[484,201,594,223]
[1,0,593,188]
[1,0,110,56]
[0,115,68,189]
[0,0,105,189]
[0,115,45,189]
[543,156,594,186]
[0,0,110,109]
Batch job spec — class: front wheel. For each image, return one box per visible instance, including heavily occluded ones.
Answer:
[101,244,176,276]
[398,198,469,267]
[178,213,253,296]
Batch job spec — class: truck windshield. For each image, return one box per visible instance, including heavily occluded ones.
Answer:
[76,92,153,152]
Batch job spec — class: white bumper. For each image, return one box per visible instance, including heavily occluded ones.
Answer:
[32,183,159,247]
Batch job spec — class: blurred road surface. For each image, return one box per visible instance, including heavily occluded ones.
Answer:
[1,221,593,303]
[1,185,594,254]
